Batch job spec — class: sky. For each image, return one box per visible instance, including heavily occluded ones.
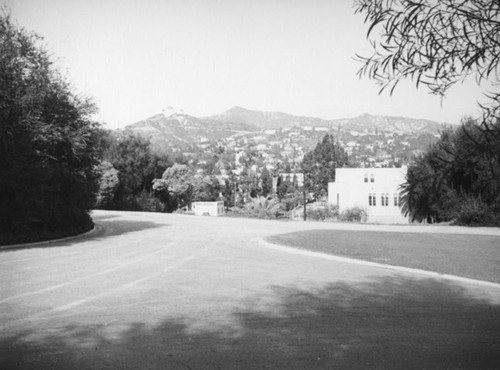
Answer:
[3,0,491,129]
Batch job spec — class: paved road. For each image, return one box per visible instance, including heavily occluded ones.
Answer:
[1,211,500,369]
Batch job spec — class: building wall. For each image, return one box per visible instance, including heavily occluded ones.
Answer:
[192,201,225,216]
[328,167,408,224]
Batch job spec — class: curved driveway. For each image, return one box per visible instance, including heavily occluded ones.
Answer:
[1,210,500,369]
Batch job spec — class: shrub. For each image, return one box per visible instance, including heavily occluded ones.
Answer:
[453,196,499,226]
[226,197,287,219]
[339,207,368,223]
[133,190,164,212]
[306,203,339,221]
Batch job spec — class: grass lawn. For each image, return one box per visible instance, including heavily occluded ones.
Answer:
[267,230,500,283]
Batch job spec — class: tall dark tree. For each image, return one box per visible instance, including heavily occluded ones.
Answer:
[103,132,171,210]
[222,177,235,208]
[301,134,348,198]
[260,167,273,197]
[0,12,102,244]
[400,119,500,225]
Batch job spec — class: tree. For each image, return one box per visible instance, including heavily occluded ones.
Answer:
[399,143,452,223]
[260,167,273,197]
[103,132,171,210]
[95,161,120,209]
[400,119,500,225]
[0,11,102,244]
[222,177,235,208]
[192,175,222,202]
[301,134,348,199]
[237,166,260,201]
[152,164,194,210]
[355,0,500,128]
[276,175,287,202]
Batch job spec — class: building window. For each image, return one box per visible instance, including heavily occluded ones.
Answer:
[381,193,389,206]
[369,193,376,206]
[394,193,398,206]
[364,174,368,183]
[370,174,374,183]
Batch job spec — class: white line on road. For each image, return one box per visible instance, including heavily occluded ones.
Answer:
[0,244,176,304]
[53,254,198,312]
[1,228,222,330]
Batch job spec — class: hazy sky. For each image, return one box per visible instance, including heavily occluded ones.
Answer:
[4,0,490,128]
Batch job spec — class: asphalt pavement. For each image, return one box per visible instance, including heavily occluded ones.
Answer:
[1,210,499,369]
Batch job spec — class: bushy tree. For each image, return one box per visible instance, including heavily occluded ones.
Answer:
[192,175,222,202]
[301,134,348,198]
[153,164,194,210]
[95,161,120,209]
[0,11,102,244]
[102,131,171,210]
[400,119,500,224]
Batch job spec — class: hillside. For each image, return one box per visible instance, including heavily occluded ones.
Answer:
[121,111,258,152]
[120,106,449,168]
[337,113,447,134]
[207,106,333,129]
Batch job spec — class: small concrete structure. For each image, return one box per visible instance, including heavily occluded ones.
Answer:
[328,167,408,224]
[192,201,225,216]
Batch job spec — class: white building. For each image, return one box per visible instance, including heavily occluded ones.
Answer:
[328,167,408,224]
[192,201,225,216]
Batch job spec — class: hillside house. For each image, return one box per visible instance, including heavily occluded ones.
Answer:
[328,167,408,224]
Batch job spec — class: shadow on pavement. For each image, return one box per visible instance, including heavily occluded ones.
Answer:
[1,275,499,369]
[92,219,167,239]
[0,219,167,252]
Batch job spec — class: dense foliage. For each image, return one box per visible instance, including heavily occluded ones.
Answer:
[301,134,348,198]
[400,120,500,225]
[94,131,172,211]
[226,196,286,219]
[339,207,368,223]
[152,163,222,212]
[0,12,102,244]
[96,131,171,211]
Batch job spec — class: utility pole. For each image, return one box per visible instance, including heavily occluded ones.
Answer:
[302,171,307,221]
[234,181,237,207]
[303,187,306,221]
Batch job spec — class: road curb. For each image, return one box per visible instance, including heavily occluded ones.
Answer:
[0,225,102,250]
[254,238,500,289]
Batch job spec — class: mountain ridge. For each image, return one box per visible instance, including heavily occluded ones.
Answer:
[119,106,448,166]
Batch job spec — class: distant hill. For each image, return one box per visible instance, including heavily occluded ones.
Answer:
[207,106,334,129]
[120,106,449,164]
[336,113,447,134]
[207,106,447,133]
[120,110,258,151]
